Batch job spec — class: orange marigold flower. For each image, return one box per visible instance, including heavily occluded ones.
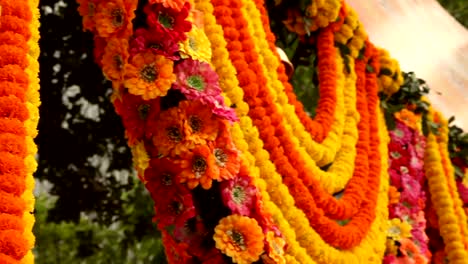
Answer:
[94,0,134,38]
[149,0,188,12]
[177,145,219,189]
[124,51,176,100]
[150,107,187,157]
[388,185,401,205]
[101,37,129,84]
[179,100,220,148]
[77,0,96,31]
[394,109,421,130]
[214,215,265,264]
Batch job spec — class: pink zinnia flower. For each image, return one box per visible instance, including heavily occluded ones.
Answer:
[390,121,413,145]
[221,174,257,216]
[400,176,421,205]
[174,59,221,99]
[457,180,468,204]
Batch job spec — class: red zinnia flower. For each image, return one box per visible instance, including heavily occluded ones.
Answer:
[129,28,180,60]
[113,92,160,146]
[144,2,192,42]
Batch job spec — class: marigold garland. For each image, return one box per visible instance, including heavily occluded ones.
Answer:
[0,0,39,263]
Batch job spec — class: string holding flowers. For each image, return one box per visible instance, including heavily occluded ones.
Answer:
[76,0,285,263]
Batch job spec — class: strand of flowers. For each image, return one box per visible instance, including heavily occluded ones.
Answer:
[259,2,343,145]
[424,109,468,264]
[252,0,360,194]
[212,0,386,249]
[384,117,430,263]
[377,49,404,96]
[0,0,36,263]
[436,113,468,251]
[197,0,389,261]
[194,1,315,262]
[21,0,41,262]
[241,0,376,225]
[246,0,376,220]
[248,3,348,171]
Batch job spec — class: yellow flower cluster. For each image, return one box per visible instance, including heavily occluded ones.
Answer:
[21,0,41,262]
[335,4,359,45]
[304,0,342,32]
[377,48,404,96]
[424,110,468,264]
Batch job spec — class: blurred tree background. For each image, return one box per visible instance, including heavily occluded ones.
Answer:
[34,0,468,263]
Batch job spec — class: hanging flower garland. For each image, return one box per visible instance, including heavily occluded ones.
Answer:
[384,116,430,264]
[77,0,286,263]
[0,0,40,263]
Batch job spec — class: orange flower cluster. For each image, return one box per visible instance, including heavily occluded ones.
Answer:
[0,0,37,263]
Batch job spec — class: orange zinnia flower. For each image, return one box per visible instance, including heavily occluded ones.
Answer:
[213,122,240,180]
[177,145,219,189]
[214,215,265,264]
[124,51,176,100]
[394,109,421,130]
[388,185,401,205]
[101,37,129,84]
[77,0,96,31]
[179,100,220,148]
[150,107,187,157]
[94,0,133,38]
[149,0,187,12]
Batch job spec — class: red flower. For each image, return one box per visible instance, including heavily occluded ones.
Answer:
[144,157,185,195]
[113,92,160,146]
[162,231,193,264]
[155,191,195,228]
[144,2,192,42]
[129,28,180,60]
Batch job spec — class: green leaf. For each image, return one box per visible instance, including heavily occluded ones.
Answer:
[379,68,393,76]
[366,64,374,73]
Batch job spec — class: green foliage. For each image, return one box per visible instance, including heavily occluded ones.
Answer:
[438,0,468,27]
[34,182,167,264]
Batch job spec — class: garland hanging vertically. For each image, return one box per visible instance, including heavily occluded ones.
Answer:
[0,0,40,263]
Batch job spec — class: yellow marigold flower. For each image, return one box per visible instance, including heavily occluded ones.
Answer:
[131,141,149,177]
[179,25,212,63]
[387,218,412,241]
[124,51,176,100]
[214,215,265,264]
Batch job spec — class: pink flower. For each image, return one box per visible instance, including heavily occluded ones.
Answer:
[400,176,421,205]
[383,255,397,264]
[457,180,468,204]
[221,174,257,216]
[390,121,413,145]
[174,59,221,99]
